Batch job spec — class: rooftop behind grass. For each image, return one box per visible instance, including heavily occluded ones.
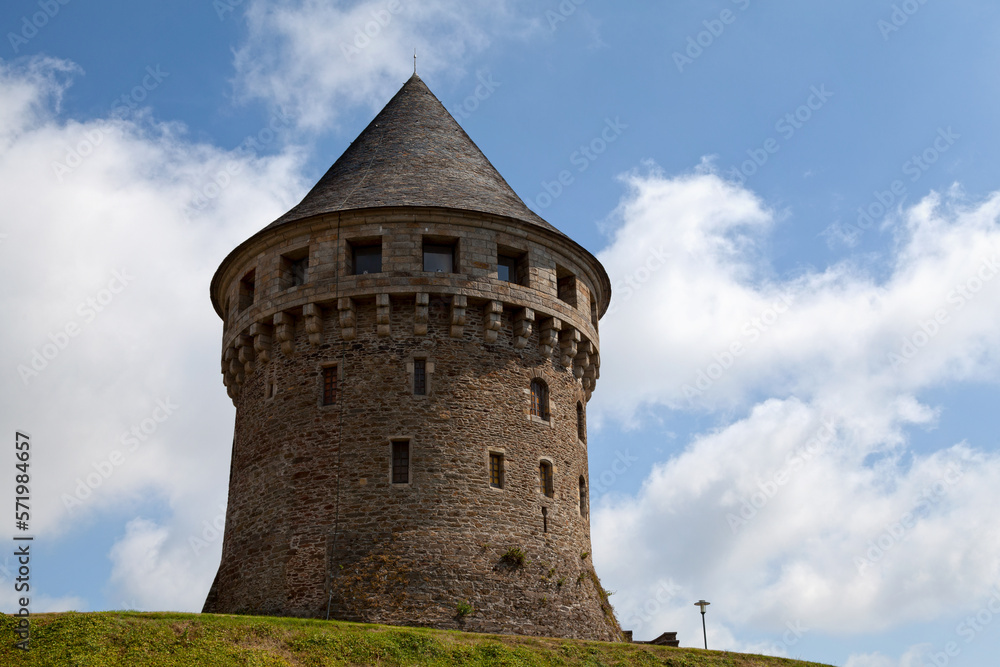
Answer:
[0,611,834,667]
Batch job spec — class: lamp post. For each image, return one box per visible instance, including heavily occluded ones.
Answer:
[694,599,710,649]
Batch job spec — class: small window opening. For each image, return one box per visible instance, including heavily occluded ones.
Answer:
[423,242,455,273]
[413,359,426,395]
[590,295,598,327]
[577,401,586,443]
[266,382,277,399]
[556,266,577,307]
[498,247,526,285]
[579,476,588,517]
[322,366,337,405]
[542,506,548,533]
[280,247,309,288]
[539,461,554,498]
[489,452,504,489]
[353,242,382,275]
[392,440,410,484]
[530,379,549,421]
[238,270,255,311]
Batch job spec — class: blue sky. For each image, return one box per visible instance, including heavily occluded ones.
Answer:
[2,2,999,666]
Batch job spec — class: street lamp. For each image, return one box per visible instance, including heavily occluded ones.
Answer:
[694,599,710,649]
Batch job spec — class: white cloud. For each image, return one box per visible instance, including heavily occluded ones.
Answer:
[233,0,538,131]
[107,516,224,611]
[845,646,930,667]
[591,165,1000,644]
[0,56,304,611]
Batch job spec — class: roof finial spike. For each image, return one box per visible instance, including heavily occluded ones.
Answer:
[413,48,417,75]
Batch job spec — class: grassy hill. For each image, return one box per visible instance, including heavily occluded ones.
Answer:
[0,611,834,667]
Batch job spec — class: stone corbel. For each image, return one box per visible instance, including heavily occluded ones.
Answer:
[513,307,535,349]
[274,312,295,356]
[376,294,391,338]
[251,322,272,364]
[237,334,255,374]
[450,295,467,338]
[304,303,323,346]
[338,297,356,341]
[222,345,236,388]
[574,339,592,379]
[559,327,580,368]
[414,293,429,336]
[540,317,562,356]
[484,300,502,343]
[229,354,244,387]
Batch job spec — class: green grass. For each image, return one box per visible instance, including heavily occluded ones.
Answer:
[0,611,834,667]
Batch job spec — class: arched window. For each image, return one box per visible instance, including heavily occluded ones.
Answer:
[579,476,588,517]
[576,401,586,442]
[530,379,549,421]
[539,461,554,498]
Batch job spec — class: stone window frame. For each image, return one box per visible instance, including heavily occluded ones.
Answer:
[238,268,256,311]
[496,243,529,287]
[279,245,310,290]
[264,367,278,402]
[576,400,586,444]
[318,362,343,408]
[555,264,578,308]
[579,475,589,517]
[538,457,555,499]
[348,235,383,275]
[527,371,553,427]
[389,437,413,487]
[487,448,506,491]
[405,353,435,398]
[422,235,460,274]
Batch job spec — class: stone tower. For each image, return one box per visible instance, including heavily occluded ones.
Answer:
[203,74,619,641]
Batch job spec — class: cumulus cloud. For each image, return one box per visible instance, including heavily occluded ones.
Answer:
[591,164,1000,648]
[233,0,538,131]
[0,55,304,611]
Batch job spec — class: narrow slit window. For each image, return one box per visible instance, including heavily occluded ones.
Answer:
[322,367,337,405]
[489,452,504,489]
[577,401,586,442]
[579,476,588,517]
[539,461,554,498]
[413,359,426,395]
[392,441,410,484]
[542,506,548,533]
[530,379,549,421]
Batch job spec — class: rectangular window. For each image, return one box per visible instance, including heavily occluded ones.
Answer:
[413,359,426,395]
[556,266,577,306]
[353,243,382,275]
[392,440,410,484]
[322,366,337,405]
[539,461,554,498]
[280,247,309,289]
[238,270,255,311]
[423,242,455,273]
[498,254,519,283]
[489,452,504,489]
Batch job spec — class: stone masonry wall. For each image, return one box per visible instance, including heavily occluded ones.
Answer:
[204,209,619,641]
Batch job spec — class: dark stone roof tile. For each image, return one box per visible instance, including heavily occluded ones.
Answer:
[265,74,562,235]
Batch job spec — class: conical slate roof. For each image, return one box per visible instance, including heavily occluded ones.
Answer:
[265,74,561,234]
